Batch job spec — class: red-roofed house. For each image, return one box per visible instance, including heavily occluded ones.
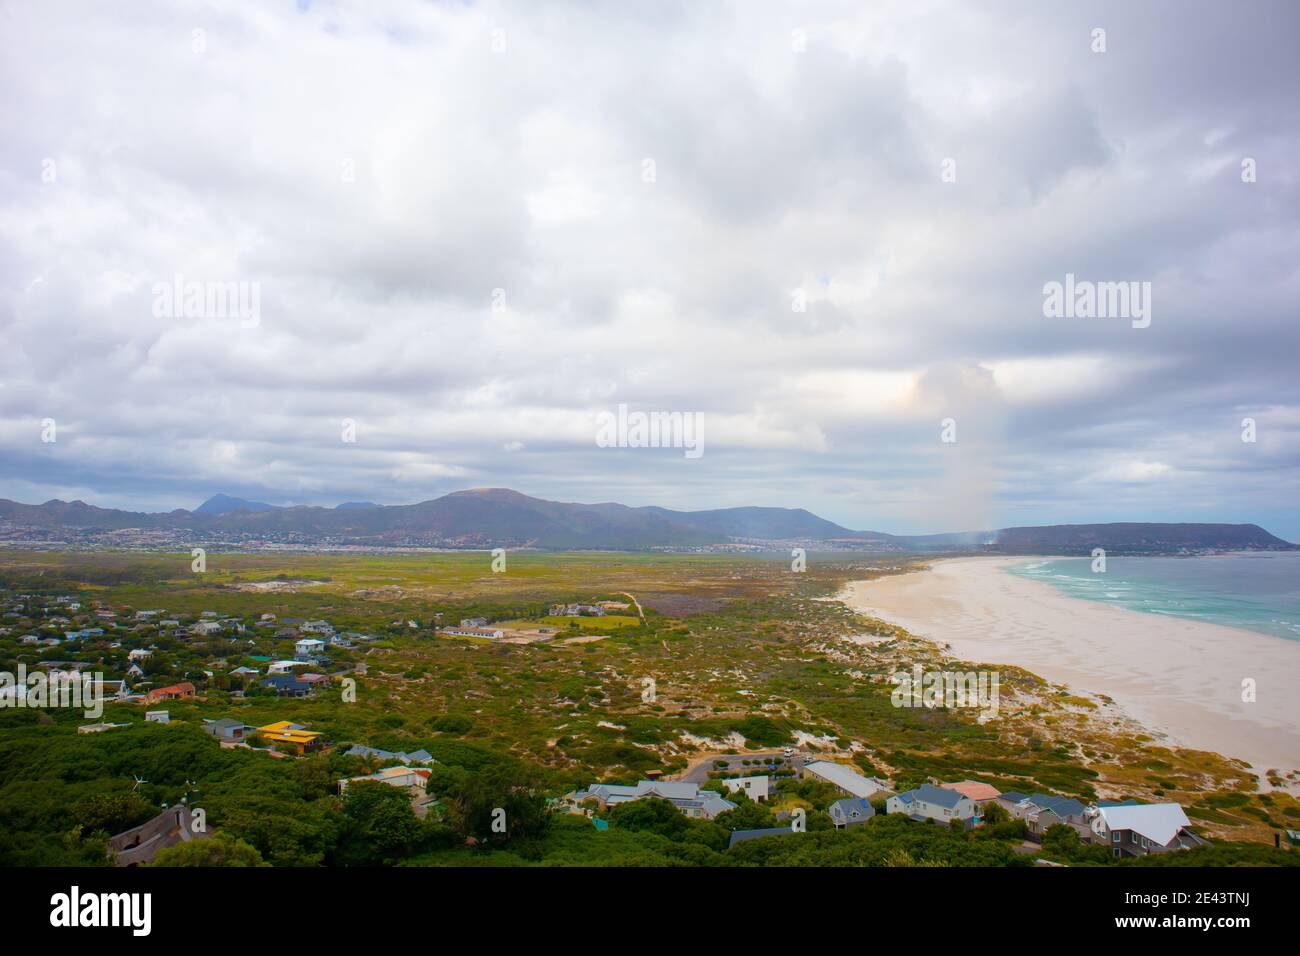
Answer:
[940,780,1002,803]
[145,682,196,704]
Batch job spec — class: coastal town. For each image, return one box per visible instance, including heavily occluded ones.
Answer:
[3,577,1281,869]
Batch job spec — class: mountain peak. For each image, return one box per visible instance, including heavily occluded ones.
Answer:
[194,493,279,515]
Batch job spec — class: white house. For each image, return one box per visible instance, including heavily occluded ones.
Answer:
[294,637,327,659]
[145,710,169,724]
[338,765,431,795]
[801,760,890,800]
[439,625,506,639]
[887,784,979,828]
[128,648,152,661]
[723,776,770,802]
[1090,803,1207,857]
[267,660,308,675]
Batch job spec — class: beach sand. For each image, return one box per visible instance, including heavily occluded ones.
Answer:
[842,556,1299,776]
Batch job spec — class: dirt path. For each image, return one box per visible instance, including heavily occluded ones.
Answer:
[619,591,646,622]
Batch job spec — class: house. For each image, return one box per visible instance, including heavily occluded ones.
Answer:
[728,827,794,849]
[567,780,736,820]
[190,621,222,636]
[260,674,315,698]
[294,638,327,659]
[549,603,606,617]
[940,780,1001,804]
[460,617,489,627]
[338,765,431,795]
[77,722,131,734]
[255,721,323,754]
[125,663,145,679]
[88,679,129,701]
[438,625,506,639]
[887,784,979,828]
[801,760,891,800]
[145,682,196,704]
[301,620,335,635]
[345,744,435,765]
[267,660,308,675]
[1089,803,1207,857]
[202,717,250,740]
[144,710,169,724]
[723,776,770,802]
[997,791,1090,840]
[828,797,876,828]
[229,666,260,679]
[109,804,211,866]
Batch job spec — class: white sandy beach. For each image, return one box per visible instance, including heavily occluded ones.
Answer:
[842,557,1300,777]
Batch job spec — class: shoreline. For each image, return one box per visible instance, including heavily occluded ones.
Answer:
[841,556,1300,780]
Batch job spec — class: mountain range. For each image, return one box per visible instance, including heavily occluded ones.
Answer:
[0,488,1292,554]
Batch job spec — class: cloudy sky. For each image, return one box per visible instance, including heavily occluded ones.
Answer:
[2,0,1297,538]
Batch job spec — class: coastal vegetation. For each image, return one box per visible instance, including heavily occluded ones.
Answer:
[0,549,1295,866]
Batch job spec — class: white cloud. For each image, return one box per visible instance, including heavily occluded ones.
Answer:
[0,0,1297,537]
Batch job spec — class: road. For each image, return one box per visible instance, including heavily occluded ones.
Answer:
[673,749,809,785]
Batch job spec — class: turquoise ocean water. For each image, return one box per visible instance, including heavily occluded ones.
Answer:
[1005,552,1300,642]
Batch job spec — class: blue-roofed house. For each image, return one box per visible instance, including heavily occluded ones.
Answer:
[345,744,436,765]
[828,797,876,828]
[260,674,315,698]
[998,791,1090,840]
[728,827,794,849]
[566,780,736,820]
[886,783,978,828]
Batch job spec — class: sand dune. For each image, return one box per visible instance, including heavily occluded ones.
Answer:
[842,557,1299,777]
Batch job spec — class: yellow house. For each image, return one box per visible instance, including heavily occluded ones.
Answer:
[256,720,323,755]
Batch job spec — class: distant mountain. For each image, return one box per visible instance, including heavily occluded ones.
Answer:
[979,522,1294,555]
[0,489,1291,554]
[642,504,858,541]
[194,493,279,515]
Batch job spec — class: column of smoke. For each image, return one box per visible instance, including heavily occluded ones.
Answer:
[912,362,1005,537]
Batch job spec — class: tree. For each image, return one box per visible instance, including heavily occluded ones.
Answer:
[443,764,549,844]
[981,801,1010,825]
[72,792,155,836]
[608,797,689,839]
[151,832,266,866]
[713,793,776,832]
[335,781,424,866]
